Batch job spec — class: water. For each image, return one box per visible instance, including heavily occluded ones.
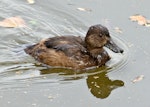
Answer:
[0,0,150,107]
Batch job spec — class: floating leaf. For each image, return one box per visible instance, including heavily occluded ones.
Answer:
[129,14,150,27]
[48,95,54,100]
[0,16,26,28]
[132,75,144,83]
[77,7,92,12]
[114,27,123,33]
[27,0,35,4]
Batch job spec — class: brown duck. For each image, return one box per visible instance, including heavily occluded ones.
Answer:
[24,24,123,69]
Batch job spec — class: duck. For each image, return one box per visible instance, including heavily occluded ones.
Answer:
[24,24,123,69]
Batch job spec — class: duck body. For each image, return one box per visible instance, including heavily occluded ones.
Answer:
[25,24,123,69]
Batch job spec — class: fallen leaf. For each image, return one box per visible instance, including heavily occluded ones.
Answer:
[132,75,144,83]
[114,27,123,33]
[27,0,35,4]
[129,14,150,27]
[77,7,92,12]
[48,95,54,99]
[0,16,26,28]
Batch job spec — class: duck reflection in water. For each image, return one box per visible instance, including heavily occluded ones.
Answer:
[40,67,124,99]
[86,71,124,99]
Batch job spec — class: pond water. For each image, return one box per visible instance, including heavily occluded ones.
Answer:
[0,0,150,107]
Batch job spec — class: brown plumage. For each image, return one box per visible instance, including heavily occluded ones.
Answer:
[24,24,123,69]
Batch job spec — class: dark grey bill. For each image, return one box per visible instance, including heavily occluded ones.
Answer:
[105,38,124,53]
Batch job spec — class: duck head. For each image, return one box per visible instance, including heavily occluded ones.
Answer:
[85,24,124,53]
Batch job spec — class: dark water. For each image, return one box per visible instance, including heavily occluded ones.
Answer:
[0,0,150,107]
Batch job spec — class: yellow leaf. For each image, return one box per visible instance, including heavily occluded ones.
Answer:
[27,0,35,4]
[0,16,26,28]
[129,14,150,27]
[114,27,123,33]
[77,7,92,12]
[132,75,144,83]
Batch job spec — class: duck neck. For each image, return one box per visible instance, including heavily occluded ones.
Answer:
[86,46,104,58]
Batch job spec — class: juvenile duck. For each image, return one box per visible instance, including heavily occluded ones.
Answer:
[24,24,123,69]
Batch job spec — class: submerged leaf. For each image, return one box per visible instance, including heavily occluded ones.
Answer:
[129,14,150,27]
[0,16,26,28]
[132,75,144,83]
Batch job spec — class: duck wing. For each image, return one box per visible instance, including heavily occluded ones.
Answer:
[44,36,87,57]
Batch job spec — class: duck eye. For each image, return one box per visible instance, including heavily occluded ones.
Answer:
[99,34,103,37]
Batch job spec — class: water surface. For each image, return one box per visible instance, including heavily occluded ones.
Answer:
[0,0,150,107]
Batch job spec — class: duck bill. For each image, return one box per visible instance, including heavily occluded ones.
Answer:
[105,38,124,53]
